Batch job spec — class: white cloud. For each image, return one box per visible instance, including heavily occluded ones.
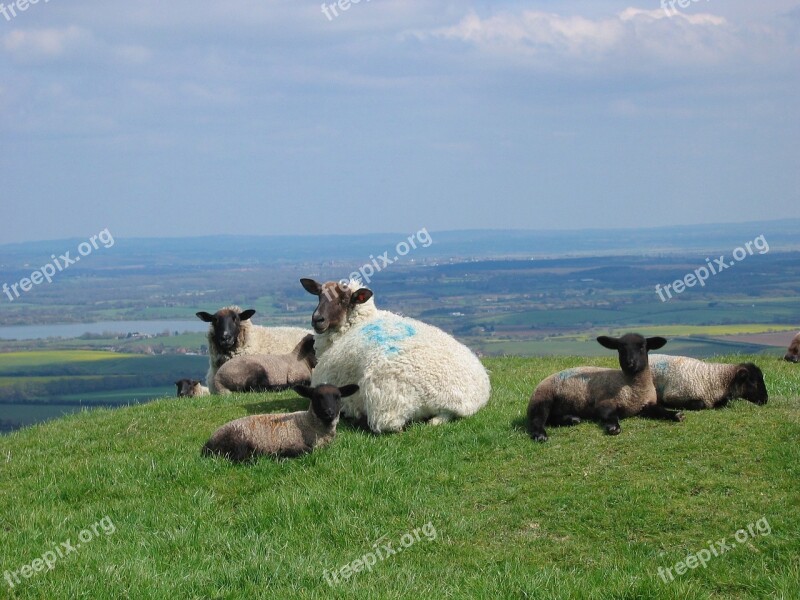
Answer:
[2,26,93,60]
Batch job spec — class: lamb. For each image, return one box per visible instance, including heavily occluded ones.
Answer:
[175,379,210,397]
[196,306,312,393]
[213,334,317,394]
[527,333,683,441]
[649,354,768,409]
[784,332,800,363]
[300,278,491,434]
[201,383,359,462]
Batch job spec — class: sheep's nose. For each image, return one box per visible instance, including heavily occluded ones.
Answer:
[312,315,325,326]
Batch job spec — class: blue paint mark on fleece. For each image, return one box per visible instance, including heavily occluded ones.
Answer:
[360,319,416,355]
[557,368,583,381]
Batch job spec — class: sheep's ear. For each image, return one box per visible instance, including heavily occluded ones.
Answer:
[293,385,314,399]
[239,309,256,321]
[175,381,182,387]
[596,336,619,350]
[301,278,322,296]
[646,337,668,351]
[351,289,373,305]
[192,380,201,386]
[735,367,750,383]
[196,311,215,323]
[338,384,360,398]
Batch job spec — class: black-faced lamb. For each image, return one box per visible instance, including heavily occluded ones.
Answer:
[213,334,317,394]
[201,383,359,462]
[649,355,768,409]
[527,333,683,441]
[196,306,311,393]
[784,332,800,363]
[300,278,491,434]
[175,379,209,397]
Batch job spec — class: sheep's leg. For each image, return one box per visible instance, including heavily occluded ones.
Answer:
[596,404,621,435]
[640,404,685,421]
[428,413,453,426]
[684,399,707,410]
[527,398,552,442]
[552,414,581,426]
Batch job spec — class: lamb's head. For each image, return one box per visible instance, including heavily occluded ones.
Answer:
[294,383,360,424]
[597,333,667,376]
[300,278,373,334]
[175,379,201,397]
[731,363,768,405]
[295,334,318,368]
[784,333,800,362]
[196,306,256,352]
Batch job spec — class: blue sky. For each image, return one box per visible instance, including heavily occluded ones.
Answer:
[1,0,798,243]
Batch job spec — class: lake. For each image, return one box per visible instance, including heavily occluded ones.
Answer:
[0,320,208,341]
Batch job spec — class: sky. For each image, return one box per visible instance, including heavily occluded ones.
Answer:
[1,0,798,243]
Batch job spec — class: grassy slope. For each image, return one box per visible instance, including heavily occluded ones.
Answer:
[0,356,798,599]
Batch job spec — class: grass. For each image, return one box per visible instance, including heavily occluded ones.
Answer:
[0,356,798,599]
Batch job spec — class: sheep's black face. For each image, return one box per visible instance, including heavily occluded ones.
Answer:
[295,383,359,424]
[735,364,768,405]
[176,379,194,397]
[300,278,372,334]
[597,333,667,376]
[196,308,256,351]
[785,353,799,363]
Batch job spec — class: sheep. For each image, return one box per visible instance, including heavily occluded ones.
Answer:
[175,379,210,397]
[213,334,317,394]
[300,278,491,434]
[784,332,800,363]
[201,383,359,462]
[649,354,768,409]
[527,333,683,441]
[196,306,312,393]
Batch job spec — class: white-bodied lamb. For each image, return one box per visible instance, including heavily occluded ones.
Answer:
[527,334,683,441]
[649,354,768,409]
[196,305,311,393]
[300,278,491,434]
[202,383,359,462]
[213,334,317,394]
[175,379,210,397]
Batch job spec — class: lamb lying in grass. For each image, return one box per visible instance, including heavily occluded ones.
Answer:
[175,379,209,397]
[202,383,359,462]
[649,354,768,409]
[213,334,316,395]
[784,332,800,363]
[527,333,683,441]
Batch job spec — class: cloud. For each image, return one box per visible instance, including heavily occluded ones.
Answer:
[414,7,783,70]
[2,26,93,60]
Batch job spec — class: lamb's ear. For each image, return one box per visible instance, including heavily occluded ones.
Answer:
[338,384,360,398]
[735,367,750,383]
[300,278,322,296]
[196,311,215,323]
[239,309,256,321]
[192,380,201,386]
[596,336,619,350]
[293,385,314,399]
[646,337,668,351]
[350,289,373,305]
[175,381,182,387]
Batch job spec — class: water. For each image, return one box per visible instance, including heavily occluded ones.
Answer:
[0,320,208,341]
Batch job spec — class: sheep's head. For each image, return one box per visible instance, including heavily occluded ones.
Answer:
[732,363,768,405]
[294,383,360,424]
[196,307,256,352]
[175,379,201,397]
[785,353,799,363]
[597,333,667,376]
[300,278,373,334]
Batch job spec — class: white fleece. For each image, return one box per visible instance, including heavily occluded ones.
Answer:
[649,354,738,408]
[311,290,491,433]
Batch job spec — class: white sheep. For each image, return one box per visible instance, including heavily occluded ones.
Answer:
[175,379,210,397]
[213,334,316,394]
[300,278,491,434]
[527,334,683,441]
[649,354,768,409]
[202,383,359,461]
[196,305,311,393]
